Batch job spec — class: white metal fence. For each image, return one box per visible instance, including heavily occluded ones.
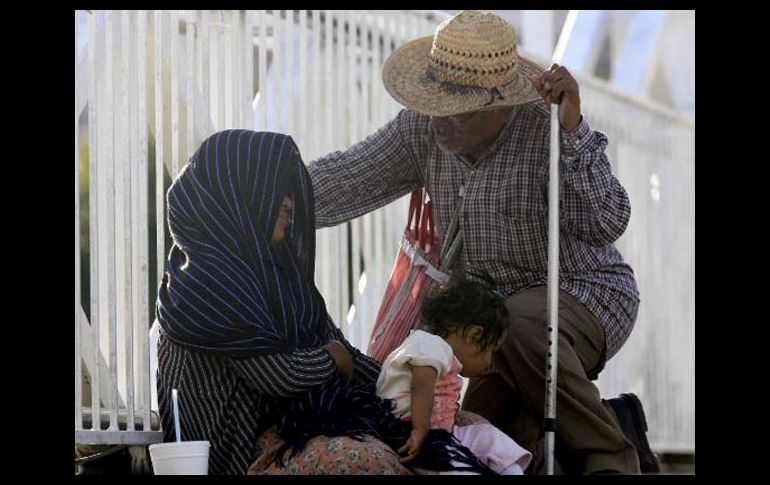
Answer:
[578,79,695,454]
[75,10,694,454]
[75,9,258,445]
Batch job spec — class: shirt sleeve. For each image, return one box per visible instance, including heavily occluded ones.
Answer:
[389,330,454,378]
[322,315,382,385]
[308,109,424,228]
[558,116,632,247]
[229,347,336,398]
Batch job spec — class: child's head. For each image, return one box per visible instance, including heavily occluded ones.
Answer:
[420,272,509,377]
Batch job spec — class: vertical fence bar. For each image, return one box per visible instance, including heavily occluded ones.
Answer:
[335,10,345,150]
[360,12,374,343]
[235,10,243,128]
[237,11,244,128]
[170,10,181,178]
[286,10,295,136]
[104,9,120,432]
[154,10,167,317]
[257,10,267,131]
[273,11,283,132]
[201,10,211,131]
[372,13,385,307]
[217,12,226,130]
[224,10,234,129]
[298,10,307,156]
[310,10,320,159]
[87,9,101,430]
[232,9,240,128]
[286,10,294,134]
[75,9,83,431]
[347,12,358,146]
[136,9,152,428]
[384,14,396,123]
[319,9,333,316]
[371,13,382,133]
[129,8,143,428]
[324,10,332,154]
[245,10,255,129]
[210,11,220,129]
[186,14,195,157]
[231,10,240,128]
[370,12,384,331]
[377,13,397,305]
[348,12,362,343]
[361,13,370,139]
[195,11,204,142]
[236,10,244,128]
[335,10,347,330]
[119,9,136,430]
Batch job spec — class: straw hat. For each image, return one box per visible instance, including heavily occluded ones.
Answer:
[382,11,545,117]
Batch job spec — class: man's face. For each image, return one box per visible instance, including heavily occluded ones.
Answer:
[429,107,513,157]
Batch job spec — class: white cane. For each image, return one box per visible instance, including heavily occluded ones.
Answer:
[543,96,560,476]
[544,10,579,476]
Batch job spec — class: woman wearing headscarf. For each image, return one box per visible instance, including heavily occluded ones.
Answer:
[156,130,490,475]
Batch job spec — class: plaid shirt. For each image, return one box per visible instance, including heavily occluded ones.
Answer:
[308,102,639,359]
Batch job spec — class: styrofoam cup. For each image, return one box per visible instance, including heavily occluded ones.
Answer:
[149,441,210,475]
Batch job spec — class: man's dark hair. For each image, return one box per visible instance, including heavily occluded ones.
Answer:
[420,271,509,350]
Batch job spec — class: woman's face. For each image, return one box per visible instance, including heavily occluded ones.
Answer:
[270,195,294,245]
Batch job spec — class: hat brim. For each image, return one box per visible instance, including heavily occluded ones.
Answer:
[383,36,546,117]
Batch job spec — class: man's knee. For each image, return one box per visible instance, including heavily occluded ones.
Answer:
[501,299,550,363]
[504,288,550,343]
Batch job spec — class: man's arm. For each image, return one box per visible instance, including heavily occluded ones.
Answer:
[398,365,437,463]
[531,65,631,247]
[558,118,632,247]
[308,109,424,228]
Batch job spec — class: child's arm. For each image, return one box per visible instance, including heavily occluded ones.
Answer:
[398,365,438,463]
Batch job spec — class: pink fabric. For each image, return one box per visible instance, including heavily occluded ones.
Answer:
[248,427,413,475]
[452,423,532,475]
[367,190,442,363]
[431,356,463,432]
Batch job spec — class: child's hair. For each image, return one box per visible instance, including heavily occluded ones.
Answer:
[420,271,510,350]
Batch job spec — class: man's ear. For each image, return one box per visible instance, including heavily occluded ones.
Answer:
[463,324,485,345]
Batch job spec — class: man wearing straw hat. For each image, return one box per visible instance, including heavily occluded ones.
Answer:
[309,11,657,474]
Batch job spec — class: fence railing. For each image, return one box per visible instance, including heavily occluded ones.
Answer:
[75,10,693,454]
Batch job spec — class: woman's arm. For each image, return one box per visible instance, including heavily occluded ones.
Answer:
[229,347,338,398]
[322,315,382,385]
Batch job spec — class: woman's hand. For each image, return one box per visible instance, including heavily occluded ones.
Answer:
[398,426,429,463]
[323,340,353,379]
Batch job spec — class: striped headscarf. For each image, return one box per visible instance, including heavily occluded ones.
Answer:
[157,130,328,358]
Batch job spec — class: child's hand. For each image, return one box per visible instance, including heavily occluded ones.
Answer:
[398,427,429,463]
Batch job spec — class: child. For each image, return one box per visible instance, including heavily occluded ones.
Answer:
[376,273,532,475]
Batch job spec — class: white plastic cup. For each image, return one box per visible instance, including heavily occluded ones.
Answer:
[149,441,210,475]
